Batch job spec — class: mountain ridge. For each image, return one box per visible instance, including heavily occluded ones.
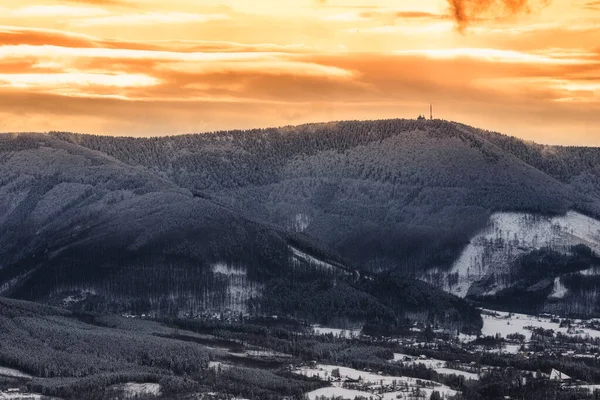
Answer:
[3,118,600,322]
[0,129,483,333]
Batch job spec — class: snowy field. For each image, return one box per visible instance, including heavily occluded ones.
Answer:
[0,392,42,400]
[390,353,479,380]
[121,383,161,397]
[312,325,361,338]
[391,353,445,369]
[434,368,479,380]
[295,363,457,399]
[480,309,600,340]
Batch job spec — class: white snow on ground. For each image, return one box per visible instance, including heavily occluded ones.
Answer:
[422,211,600,297]
[481,309,600,340]
[245,350,292,358]
[305,384,456,400]
[391,353,445,369]
[209,262,262,313]
[211,262,247,277]
[577,384,600,393]
[390,354,479,380]
[0,389,43,400]
[290,213,310,232]
[0,393,42,400]
[295,364,457,399]
[208,361,230,370]
[122,383,160,397]
[0,367,31,379]
[549,277,568,299]
[290,246,336,271]
[304,387,371,400]
[434,368,479,380]
[312,325,361,338]
[579,267,600,276]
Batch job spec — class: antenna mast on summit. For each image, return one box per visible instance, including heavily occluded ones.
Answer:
[430,104,433,120]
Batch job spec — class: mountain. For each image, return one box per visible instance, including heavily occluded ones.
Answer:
[49,118,600,317]
[0,132,482,333]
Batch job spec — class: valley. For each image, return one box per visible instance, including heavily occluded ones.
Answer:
[4,296,600,399]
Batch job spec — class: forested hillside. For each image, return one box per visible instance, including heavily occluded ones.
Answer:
[53,119,584,275]
[0,132,482,333]
[5,118,600,323]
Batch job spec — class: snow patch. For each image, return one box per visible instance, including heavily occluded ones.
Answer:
[121,383,161,397]
[295,364,457,399]
[312,325,361,338]
[0,367,31,379]
[211,262,247,277]
[290,213,310,232]
[390,354,479,380]
[422,211,600,298]
[290,246,336,271]
[434,367,479,380]
[0,392,43,400]
[549,277,568,299]
[209,262,261,313]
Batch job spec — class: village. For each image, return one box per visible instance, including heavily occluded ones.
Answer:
[296,309,600,399]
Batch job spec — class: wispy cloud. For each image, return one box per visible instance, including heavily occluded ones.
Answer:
[9,5,108,17]
[394,48,595,65]
[73,12,231,26]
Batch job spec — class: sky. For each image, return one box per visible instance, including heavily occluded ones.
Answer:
[0,0,598,144]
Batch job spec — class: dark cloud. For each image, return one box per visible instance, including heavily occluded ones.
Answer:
[447,0,551,32]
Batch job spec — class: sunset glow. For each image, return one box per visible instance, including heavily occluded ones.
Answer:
[0,0,598,144]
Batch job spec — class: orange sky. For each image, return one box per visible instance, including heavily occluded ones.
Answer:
[0,0,598,144]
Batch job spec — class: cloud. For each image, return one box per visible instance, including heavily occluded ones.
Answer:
[394,48,594,65]
[9,5,108,17]
[583,0,600,10]
[74,12,231,26]
[0,45,598,141]
[60,0,129,5]
[447,0,551,32]
[0,26,313,54]
[0,72,159,89]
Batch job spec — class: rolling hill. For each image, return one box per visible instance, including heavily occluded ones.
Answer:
[48,118,600,316]
[0,132,482,334]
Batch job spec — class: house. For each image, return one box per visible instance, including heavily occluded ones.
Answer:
[549,368,572,382]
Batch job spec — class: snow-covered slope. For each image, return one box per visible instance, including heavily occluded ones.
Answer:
[0,134,294,315]
[423,211,600,297]
[421,210,600,315]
